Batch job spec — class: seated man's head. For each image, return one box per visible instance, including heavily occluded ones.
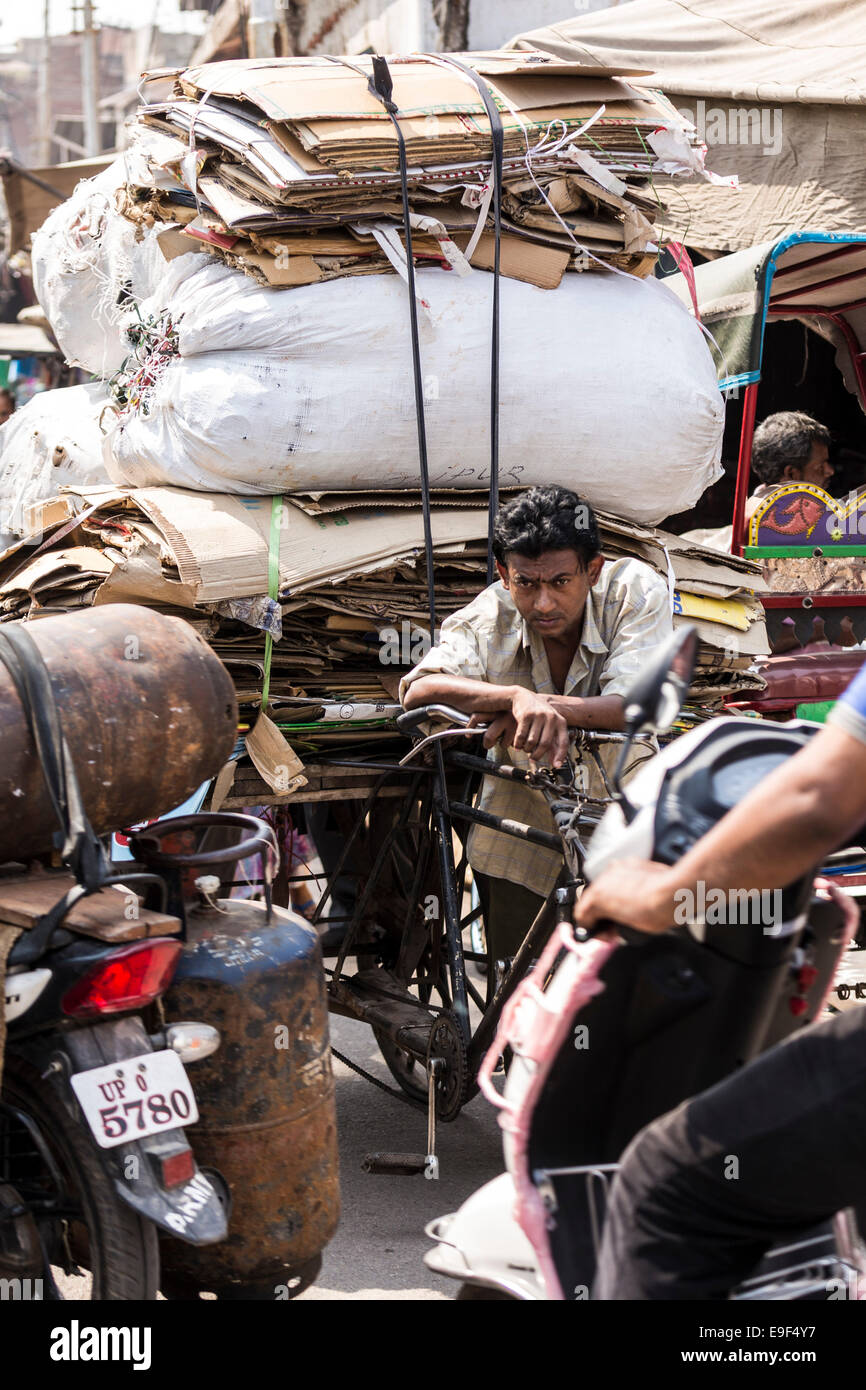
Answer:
[0,390,14,427]
[492,485,603,640]
[752,412,833,488]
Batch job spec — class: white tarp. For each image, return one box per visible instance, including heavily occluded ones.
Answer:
[103,253,724,525]
[0,384,114,544]
[31,157,167,379]
[510,0,866,252]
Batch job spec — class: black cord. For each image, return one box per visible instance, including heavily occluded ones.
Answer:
[430,54,504,585]
[323,54,438,637]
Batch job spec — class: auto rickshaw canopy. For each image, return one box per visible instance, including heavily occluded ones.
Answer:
[664,232,866,407]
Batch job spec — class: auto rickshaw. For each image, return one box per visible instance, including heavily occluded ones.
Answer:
[664,232,866,720]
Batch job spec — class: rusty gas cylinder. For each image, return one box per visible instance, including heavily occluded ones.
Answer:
[157,894,340,1298]
[0,604,237,861]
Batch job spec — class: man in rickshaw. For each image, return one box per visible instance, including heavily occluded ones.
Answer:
[399,485,672,967]
[686,411,833,551]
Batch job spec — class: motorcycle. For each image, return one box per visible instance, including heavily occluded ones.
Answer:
[425,628,866,1300]
[0,607,238,1299]
[3,894,228,1300]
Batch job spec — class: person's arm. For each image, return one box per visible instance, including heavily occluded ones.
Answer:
[577,722,866,935]
[403,673,571,766]
[547,693,625,731]
[402,672,514,715]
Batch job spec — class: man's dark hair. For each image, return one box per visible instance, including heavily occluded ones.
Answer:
[751,411,831,485]
[492,485,601,569]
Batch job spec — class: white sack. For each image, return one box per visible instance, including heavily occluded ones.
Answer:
[0,384,115,543]
[105,259,725,524]
[31,157,172,378]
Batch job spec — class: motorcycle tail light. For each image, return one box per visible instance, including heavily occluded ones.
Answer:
[61,939,183,1019]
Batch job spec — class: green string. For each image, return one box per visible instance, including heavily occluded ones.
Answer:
[260,495,283,715]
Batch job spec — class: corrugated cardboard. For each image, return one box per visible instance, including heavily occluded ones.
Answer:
[458,230,571,289]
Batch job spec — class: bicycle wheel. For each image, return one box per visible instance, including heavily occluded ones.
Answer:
[0,1053,159,1300]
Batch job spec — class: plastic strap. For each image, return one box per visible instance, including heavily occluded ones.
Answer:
[324,53,437,635]
[428,54,503,585]
[260,495,283,714]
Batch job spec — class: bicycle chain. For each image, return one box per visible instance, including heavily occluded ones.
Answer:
[329,1045,424,1110]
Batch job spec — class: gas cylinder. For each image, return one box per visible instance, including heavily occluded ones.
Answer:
[0,604,237,861]
[134,815,340,1299]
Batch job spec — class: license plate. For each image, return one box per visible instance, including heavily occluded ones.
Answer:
[70,1050,198,1149]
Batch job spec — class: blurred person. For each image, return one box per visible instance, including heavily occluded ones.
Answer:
[684,410,833,551]
[578,658,866,1299]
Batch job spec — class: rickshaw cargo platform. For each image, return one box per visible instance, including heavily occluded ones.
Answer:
[215,760,414,809]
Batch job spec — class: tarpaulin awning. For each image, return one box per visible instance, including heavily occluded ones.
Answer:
[509,0,866,252]
[661,232,866,403]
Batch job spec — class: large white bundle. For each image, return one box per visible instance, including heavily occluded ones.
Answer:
[31,158,168,378]
[0,384,114,544]
[104,257,724,523]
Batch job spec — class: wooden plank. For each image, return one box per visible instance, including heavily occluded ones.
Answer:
[0,873,180,941]
[219,784,409,807]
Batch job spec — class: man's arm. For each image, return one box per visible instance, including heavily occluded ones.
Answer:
[577,722,866,935]
[402,673,514,716]
[404,675,624,726]
[548,693,625,731]
[403,673,572,765]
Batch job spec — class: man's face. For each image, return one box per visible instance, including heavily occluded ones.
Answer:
[786,440,833,488]
[497,548,604,641]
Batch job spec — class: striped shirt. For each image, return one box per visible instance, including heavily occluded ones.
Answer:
[399,558,672,897]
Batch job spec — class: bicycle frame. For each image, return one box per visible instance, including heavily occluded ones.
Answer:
[312,716,657,1114]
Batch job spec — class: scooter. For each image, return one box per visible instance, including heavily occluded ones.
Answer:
[425,628,866,1299]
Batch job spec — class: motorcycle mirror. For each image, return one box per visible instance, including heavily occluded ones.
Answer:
[622,625,698,737]
[610,626,698,820]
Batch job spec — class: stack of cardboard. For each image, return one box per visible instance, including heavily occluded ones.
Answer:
[598,514,770,702]
[0,489,768,756]
[120,51,704,290]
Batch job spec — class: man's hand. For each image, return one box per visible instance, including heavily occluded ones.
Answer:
[510,689,569,767]
[576,859,675,937]
[473,710,518,752]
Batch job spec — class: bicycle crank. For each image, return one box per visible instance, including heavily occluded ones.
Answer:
[427,1012,470,1123]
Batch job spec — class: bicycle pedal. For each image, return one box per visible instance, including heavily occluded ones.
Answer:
[362,1151,427,1176]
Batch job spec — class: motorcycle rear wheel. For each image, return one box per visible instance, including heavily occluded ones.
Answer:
[1,1053,159,1300]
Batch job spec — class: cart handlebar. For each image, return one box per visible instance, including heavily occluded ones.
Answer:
[397,703,643,749]
[396,703,483,734]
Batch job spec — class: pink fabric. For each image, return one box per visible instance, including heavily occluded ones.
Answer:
[665,241,700,320]
[478,926,620,1300]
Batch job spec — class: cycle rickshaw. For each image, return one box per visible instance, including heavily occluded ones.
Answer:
[217,690,658,1170]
